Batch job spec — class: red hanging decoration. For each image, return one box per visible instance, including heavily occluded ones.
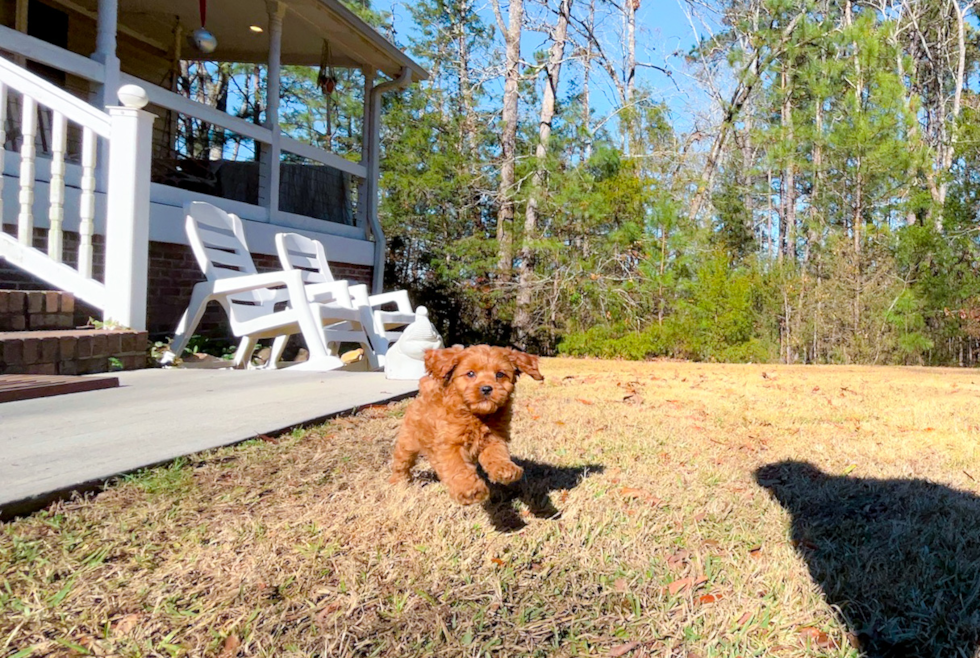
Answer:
[199,0,207,27]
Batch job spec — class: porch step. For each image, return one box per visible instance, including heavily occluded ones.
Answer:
[0,374,119,403]
[0,329,148,376]
[0,290,76,331]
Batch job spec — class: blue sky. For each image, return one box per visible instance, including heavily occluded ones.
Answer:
[377,0,718,134]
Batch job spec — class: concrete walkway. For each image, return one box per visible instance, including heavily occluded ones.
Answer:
[0,367,418,517]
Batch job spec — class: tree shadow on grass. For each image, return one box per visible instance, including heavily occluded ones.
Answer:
[482,459,604,533]
[755,460,980,658]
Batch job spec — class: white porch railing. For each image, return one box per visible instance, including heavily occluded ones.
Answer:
[0,56,155,330]
[117,72,369,189]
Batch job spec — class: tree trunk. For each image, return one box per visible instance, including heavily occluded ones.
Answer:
[581,0,595,161]
[514,0,572,349]
[456,0,475,150]
[622,0,636,152]
[491,0,523,279]
[780,62,796,263]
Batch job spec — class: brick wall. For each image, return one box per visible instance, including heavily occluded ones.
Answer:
[0,226,374,339]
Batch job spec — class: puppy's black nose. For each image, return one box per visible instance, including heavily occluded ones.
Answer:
[480,385,493,396]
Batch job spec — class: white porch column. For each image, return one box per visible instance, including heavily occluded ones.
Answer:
[355,68,374,231]
[366,68,411,294]
[104,86,155,331]
[92,0,121,109]
[258,0,286,217]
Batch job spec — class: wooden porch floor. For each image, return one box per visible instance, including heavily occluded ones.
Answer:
[0,367,418,518]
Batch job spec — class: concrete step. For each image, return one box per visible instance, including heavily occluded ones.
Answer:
[0,290,76,331]
[0,328,148,375]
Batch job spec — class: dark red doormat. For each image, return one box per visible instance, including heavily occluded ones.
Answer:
[0,374,119,403]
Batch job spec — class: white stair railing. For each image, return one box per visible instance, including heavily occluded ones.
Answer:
[0,55,154,330]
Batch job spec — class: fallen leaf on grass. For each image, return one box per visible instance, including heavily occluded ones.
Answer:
[698,593,723,604]
[748,544,763,559]
[798,626,837,649]
[620,487,663,506]
[577,398,594,405]
[491,558,505,567]
[257,433,279,444]
[667,550,689,568]
[608,641,640,657]
[667,578,693,595]
[218,635,241,658]
[112,614,140,634]
[735,612,753,626]
[614,578,628,592]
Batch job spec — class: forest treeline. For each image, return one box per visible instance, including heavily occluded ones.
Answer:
[180,0,980,365]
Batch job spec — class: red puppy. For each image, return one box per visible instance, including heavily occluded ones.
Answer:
[390,345,544,504]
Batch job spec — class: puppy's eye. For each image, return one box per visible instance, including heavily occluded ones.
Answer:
[496,371,506,379]
[466,371,476,378]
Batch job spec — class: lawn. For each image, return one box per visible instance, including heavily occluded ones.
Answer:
[4,359,980,657]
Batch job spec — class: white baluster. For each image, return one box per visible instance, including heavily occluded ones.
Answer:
[17,94,37,246]
[48,111,67,262]
[79,126,96,278]
[0,83,6,223]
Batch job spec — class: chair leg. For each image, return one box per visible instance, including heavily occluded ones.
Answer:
[160,283,211,365]
[358,305,386,370]
[267,335,289,369]
[233,336,257,369]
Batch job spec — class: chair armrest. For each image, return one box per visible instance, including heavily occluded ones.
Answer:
[210,270,306,297]
[367,289,413,313]
[349,284,370,306]
[305,280,354,307]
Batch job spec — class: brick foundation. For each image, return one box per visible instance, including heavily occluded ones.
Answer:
[0,226,374,339]
[0,328,148,375]
[0,290,76,331]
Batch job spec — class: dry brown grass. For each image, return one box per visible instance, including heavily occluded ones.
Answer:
[4,359,980,657]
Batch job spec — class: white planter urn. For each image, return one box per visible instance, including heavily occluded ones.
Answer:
[384,306,444,380]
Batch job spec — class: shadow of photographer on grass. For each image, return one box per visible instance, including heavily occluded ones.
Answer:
[755,460,980,658]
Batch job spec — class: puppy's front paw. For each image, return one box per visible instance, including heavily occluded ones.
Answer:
[488,461,524,485]
[450,479,490,505]
[389,472,412,485]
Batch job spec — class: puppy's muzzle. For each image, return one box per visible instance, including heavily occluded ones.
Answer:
[480,385,493,396]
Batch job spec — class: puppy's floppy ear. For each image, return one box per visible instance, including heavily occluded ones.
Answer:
[425,345,465,383]
[507,348,544,381]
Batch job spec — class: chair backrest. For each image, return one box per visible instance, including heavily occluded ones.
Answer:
[276,232,335,285]
[184,201,277,325]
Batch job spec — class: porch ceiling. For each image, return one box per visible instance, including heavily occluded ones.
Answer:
[105,0,427,80]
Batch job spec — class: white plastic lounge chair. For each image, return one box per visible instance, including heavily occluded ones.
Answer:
[275,232,417,365]
[161,202,377,371]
